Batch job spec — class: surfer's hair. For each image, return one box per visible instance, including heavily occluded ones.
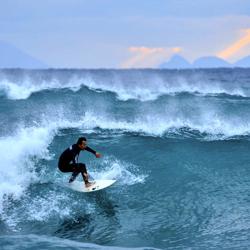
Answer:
[77,137,87,145]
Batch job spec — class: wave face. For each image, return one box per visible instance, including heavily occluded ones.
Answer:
[0,68,250,250]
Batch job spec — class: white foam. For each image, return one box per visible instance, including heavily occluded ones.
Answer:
[81,76,246,101]
[0,126,55,214]
[78,110,250,139]
[0,71,247,100]
[24,193,71,222]
[0,76,82,100]
[90,156,147,185]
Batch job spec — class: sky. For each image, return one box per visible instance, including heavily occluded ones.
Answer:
[0,0,250,68]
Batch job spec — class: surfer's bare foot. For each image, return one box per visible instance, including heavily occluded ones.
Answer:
[85,182,93,188]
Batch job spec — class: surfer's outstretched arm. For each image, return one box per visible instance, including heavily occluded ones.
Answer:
[85,146,101,158]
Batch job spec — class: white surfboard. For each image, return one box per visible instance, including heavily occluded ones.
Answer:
[68,179,116,193]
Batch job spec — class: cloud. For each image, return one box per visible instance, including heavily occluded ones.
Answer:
[121,46,182,68]
[217,29,250,60]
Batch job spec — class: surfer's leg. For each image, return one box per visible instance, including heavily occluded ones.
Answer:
[58,162,83,183]
[66,163,90,185]
[77,163,89,184]
[69,171,80,183]
[68,164,81,183]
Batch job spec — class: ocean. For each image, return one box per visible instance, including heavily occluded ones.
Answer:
[0,68,250,249]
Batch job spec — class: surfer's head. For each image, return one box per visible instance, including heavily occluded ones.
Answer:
[77,137,87,149]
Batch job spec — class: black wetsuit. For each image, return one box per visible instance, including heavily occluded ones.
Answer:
[58,144,96,183]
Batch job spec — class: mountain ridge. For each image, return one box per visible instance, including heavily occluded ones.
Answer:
[159,54,250,69]
[0,40,48,69]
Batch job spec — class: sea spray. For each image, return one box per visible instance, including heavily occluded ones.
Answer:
[1,69,250,249]
[0,69,248,100]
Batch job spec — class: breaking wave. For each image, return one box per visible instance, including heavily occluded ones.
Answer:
[0,69,249,100]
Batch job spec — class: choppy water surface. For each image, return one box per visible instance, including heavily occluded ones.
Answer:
[0,69,250,249]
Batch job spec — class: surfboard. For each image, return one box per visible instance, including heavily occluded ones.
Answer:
[68,179,116,193]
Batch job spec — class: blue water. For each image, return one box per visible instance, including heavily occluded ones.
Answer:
[0,68,250,249]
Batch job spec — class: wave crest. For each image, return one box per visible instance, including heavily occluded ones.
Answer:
[0,69,249,100]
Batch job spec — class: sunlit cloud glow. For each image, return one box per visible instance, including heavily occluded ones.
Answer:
[121,46,182,68]
[217,29,250,60]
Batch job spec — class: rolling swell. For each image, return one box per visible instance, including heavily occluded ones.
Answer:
[0,68,250,100]
[0,235,159,250]
[1,74,250,139]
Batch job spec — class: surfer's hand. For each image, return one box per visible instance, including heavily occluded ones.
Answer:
[95,152,101,158]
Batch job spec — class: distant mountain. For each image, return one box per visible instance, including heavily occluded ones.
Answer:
[193,56,232,68]
[159,55,250,69]
[234,56,250,68]
[0,40,48,69]
[160,55,191,69]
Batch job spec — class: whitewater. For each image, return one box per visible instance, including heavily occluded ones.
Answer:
[0,68,250,249]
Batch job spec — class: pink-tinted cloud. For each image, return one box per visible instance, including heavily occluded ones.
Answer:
[217,29,250,59]
[121,46,182,68]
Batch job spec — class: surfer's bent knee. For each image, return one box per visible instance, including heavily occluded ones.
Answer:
[78,163,87,173]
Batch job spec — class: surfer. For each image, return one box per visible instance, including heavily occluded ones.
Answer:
[58,137,101,187]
